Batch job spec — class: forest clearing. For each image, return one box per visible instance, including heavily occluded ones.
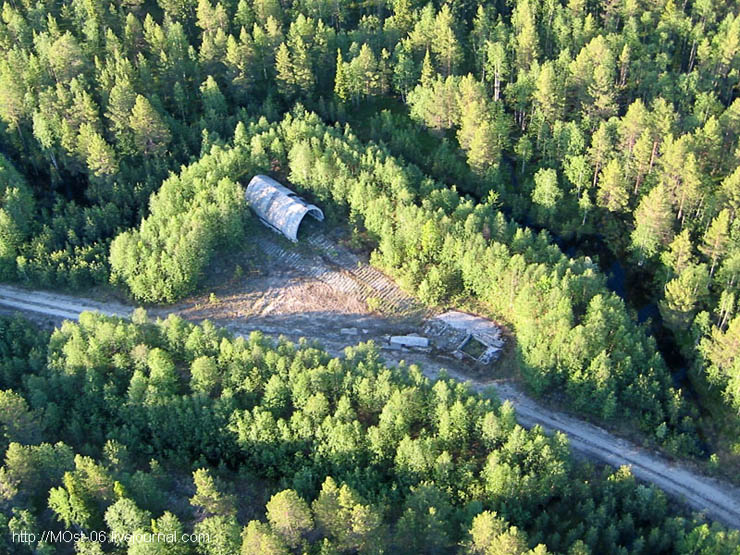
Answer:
[3,227,740,531]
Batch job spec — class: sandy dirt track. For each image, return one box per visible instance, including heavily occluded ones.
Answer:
[2,279,740,529]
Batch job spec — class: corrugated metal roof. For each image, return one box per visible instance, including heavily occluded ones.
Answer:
[245,175,324,242]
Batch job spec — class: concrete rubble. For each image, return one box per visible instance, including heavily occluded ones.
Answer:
[389,335,430,348]
[424,310,504,365]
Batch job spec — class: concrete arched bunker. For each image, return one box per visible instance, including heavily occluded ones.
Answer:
[245,175,324,242]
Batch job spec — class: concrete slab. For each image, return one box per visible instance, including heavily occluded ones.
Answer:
[390,335,430,348]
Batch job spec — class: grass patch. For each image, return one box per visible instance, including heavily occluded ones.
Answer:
[460,336,487,359]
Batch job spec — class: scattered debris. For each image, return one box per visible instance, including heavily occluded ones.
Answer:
[390,335,430,348]
[425,310,504,365]
[341,327,359,335]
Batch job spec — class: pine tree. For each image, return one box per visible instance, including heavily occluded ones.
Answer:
[618,99,648,153]
[158,0,196,23]
[200,76,227,121]
[32,110,59,172]
[393,49,416,101]
[291,36,315,96]
[225,30,256,101]
[0,61,27,140]
[631,130,654,195]
[190,468,236,517]
[312,477,384,552]
[235,0,255,28]
[661,263,710,331]
[78,124,118,177]
[408,4,436,54]
[533,61,563,125]
[588,122,613,187]
[468,512,530,554]
[702,314,740,413]
[106,77,137,144]
[631,184,674,260]
[472,6,496,68]
[391,0,414,35]
[532,168,562,211]
[266,490,313,548]
[662,229,695,275]
[660,136,702,224]
[467,119,497,175]
[586,63,617,121]
[197,0,215,33]
[695,115,723,176]
[104,499,151,546]
[700,209,731,276]
[596,159,629,213]
[649,97,677,169]
[720,166,740,217]
[485,41,508,101]
[513,0,539,71]
[190,355,220,394]
[457,78,487,148]
[129,95,171,156]
[432,5,462,77]
[196,0,228,34]
[241,521,288,554]
[253,0,282,23]
[354,44,379,98]
[275,42,295,97]
[47,32,86,82]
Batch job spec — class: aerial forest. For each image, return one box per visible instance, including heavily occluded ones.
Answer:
[2,0,740,551]
[1,312,740,553]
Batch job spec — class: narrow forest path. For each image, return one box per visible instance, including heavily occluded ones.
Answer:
[2,282,740,529]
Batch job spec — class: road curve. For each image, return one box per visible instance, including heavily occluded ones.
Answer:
[2,284,740,529]
[496,382,740,529]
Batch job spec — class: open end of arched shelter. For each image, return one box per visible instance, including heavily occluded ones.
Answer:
[245,175,324,242]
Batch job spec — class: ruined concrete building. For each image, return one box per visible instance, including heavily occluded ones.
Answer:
[245,175,324,241]
[425,311,504,365]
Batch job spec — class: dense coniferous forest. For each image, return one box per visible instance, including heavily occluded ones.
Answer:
[1,312,740,554]
[3,0,740,550]
[108,109,698,454]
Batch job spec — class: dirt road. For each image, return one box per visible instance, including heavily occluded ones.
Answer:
[2,282,740,529]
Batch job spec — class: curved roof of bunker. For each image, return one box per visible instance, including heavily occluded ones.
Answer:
[245,175,324,242]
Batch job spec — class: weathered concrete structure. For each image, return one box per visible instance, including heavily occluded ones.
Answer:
[390,335,430,348]
[245,175,324,241]
[426,311,504,364]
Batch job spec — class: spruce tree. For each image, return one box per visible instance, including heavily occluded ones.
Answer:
[420,48,435,88]
[334,50,349,101]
